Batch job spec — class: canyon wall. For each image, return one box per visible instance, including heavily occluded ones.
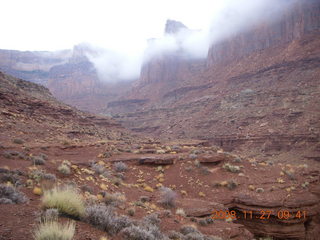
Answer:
[0,45,130,113]
[108,0,320,164]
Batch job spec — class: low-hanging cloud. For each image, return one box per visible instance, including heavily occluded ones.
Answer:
[86,0,296,83]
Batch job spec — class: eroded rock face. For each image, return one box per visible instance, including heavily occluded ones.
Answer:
[207,0,320,66]
[108,0,320,162]
[0,45,131,113]
[228,192,320,239]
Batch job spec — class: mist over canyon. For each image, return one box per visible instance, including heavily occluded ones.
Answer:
[0,1,320,238]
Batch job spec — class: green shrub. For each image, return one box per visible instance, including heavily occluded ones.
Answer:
[34,220,75,240]
[42,187,85,218]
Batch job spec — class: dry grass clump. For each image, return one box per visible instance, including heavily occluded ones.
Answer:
[159,187,177,208]
[41,187,85,218]
[104,192,126,206]
[176,208,186,217]
[222,163,240,173]
[33,220,75,240]
[58,164,71,175]
[0,184,28,204]
[113,162,128,172]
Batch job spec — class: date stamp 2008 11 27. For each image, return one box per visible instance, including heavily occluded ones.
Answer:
[211,210,307,220]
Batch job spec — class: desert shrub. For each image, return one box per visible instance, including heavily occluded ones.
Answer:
[227,180,238,190]
[140,196,150,202]
[29,170,56,182]
[33,220,75,240]
[176,208,186,217]
[143,213,161,226]
[198,219,208,226]
[3,150,20,159]
[121,224,168,240]
[42,187,85,218]
[115,172,125,180]
[121,225,155,240]
[58,164,71,175]
[81,185,93,194]
[91,163,105,175]
[38,153,48,160]
[0,198,13,204]
[194,160,201,168]
[167,230,184,239]
[42,173,56,181]
[159,187,177,208]
[111,177,122,186]
[180,225,199,235]
[0,184,28,204]
[205,218,214,225]
[104,192,126,206]
[84,204,132,235]
[222,163,240,173]
[113,215,133,234]
[199,166,210,175]
[113,162,128,172]
[13,138,24,144]
[0,172,21,185]
[127,207,135,216]
[32,156,46,165]
[39,208,59,222]
[184,232,205,240]
[100,170,112,178]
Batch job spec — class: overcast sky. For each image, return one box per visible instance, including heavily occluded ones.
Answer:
[0,0,295,82]
[0,0,222,52]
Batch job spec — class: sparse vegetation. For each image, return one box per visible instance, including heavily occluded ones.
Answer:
[84,204,132,235]
[58,164,71,175]
[42,187,85,218]
[176,208,186,217]
[222,163,240,173]
[39,208,59,222]
[32,156,46,165]
[13,138,24,144]
[199,166,210,175]
[91,163,105,175]
[104,192,126,206]
[159,187,177,208]
[126,207,135,216]
[0,184,28,204]
[33,220,75,240]
[113,162,128,172]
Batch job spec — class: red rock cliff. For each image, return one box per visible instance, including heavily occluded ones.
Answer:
[207,0,320,66]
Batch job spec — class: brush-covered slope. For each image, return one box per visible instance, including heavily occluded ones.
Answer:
[0,71,132,146]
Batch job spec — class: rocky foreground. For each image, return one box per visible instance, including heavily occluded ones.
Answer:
[0,71,319,239]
